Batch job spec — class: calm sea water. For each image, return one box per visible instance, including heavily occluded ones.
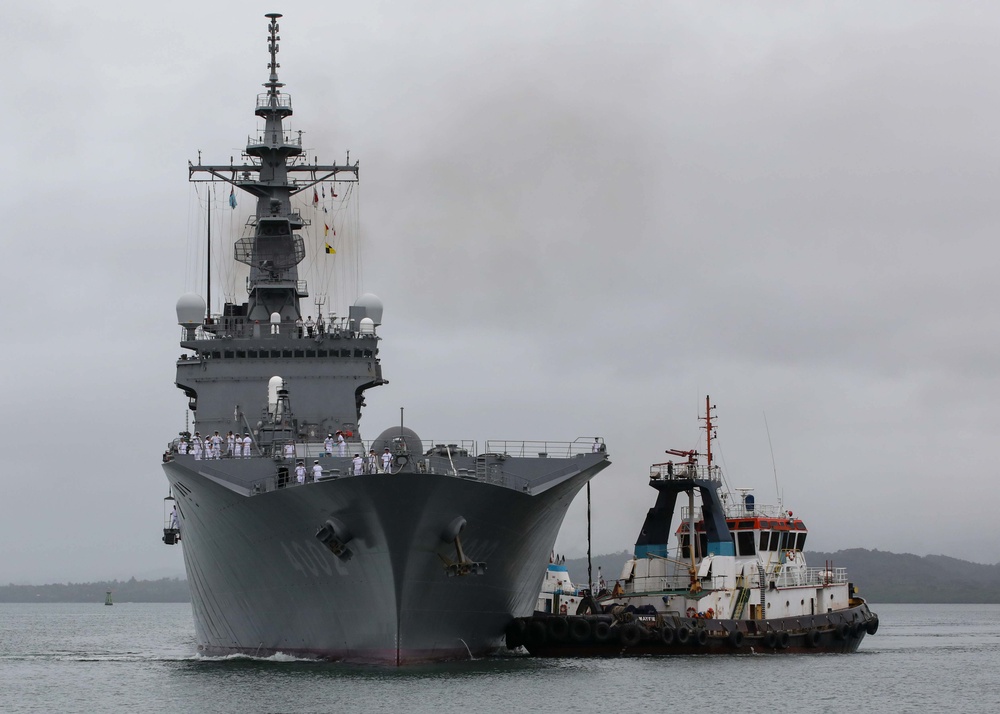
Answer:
[1,602,997,713]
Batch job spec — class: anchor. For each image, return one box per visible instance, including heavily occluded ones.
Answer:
[438,516,486,577]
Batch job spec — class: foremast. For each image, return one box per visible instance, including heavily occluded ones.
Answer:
[188,12,359,322]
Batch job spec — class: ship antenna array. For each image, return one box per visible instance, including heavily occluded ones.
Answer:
[763,411,781,503]
[701,395,717,469]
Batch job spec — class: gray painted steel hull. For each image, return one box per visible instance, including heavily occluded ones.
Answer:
[164,458,606,664]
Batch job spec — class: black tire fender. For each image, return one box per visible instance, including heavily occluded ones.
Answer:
[593,621,611,642]
[659,626,675,646]
[728,630,744,648]
[569,617,591,643]
[675,626,691,645]
[619,623,642,647]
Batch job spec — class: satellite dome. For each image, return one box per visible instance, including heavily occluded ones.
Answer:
[176,293,206,327]
[354,293,383,325]
[359,317,375,334]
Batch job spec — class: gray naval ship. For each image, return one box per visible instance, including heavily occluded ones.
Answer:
[161,13,610,665]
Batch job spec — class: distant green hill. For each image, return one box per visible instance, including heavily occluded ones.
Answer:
[559,548,1000,603]
[4,548,1000,603]
[0,577,190,603]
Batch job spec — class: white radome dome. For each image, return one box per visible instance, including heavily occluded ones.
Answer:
[354,293,383,325]
[176,293,206,326]
[359,317,375,334]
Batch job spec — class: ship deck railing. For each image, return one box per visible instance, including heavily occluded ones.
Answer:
[626,565,849,595]
[168,436,600,495]
[180,315,377,342]
[649,463,722,482]
[484,438,603,458]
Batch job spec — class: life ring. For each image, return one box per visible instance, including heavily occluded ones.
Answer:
[559,602,568,615]
[785,550,796,562]
[686,607,698,619]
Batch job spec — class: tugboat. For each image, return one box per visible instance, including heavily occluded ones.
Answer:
[160,13,610,665]
[507,397,878,655]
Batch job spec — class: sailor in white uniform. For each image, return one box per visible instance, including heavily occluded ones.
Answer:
[242,433,253,457]
[191,433,203,460]
[381,448,392,473]
[284,442,295,459]
[352,454,364,476]
[367,449,378,474]
[211,432,223,459]
[324,434,334,456]
[336,431,346,457]
[226,431,236,457]
[232,437,242,458]
[295,461,307,485]
[312,460,323,482]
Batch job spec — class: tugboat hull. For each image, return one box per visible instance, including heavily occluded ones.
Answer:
[508,600,879,657]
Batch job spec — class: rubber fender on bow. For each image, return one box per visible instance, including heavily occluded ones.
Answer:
[526,619,547,646]
[505,619,527,649]
[806,629,822,647]
[866,617,880,635]
[777,631,790,649]
[835,623,851,640]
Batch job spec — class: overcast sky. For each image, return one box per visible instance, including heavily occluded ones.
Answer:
[3,1,998,584]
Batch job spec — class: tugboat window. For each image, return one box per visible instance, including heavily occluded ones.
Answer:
[769,532,781,551]
[737,531,755,556]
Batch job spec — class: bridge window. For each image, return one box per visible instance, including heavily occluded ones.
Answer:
[769,532,780,551]
[736,531,756,556]
[796,533,807,550]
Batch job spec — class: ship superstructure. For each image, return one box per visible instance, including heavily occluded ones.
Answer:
[162,13,609,665]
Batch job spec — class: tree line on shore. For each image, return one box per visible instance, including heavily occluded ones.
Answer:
[3,549,999,603]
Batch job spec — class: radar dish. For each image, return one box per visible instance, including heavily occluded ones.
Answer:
[354,293,383,325]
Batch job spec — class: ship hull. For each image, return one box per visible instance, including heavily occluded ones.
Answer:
[164,457,606,664]
[509,600,878,657]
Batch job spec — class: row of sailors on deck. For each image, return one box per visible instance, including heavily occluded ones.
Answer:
[178,431,254,459]
[293,448,393,483]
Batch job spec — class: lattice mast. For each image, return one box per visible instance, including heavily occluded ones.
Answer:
[188,12,359,322]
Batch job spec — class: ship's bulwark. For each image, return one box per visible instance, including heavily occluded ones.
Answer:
[165,459,606,664]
